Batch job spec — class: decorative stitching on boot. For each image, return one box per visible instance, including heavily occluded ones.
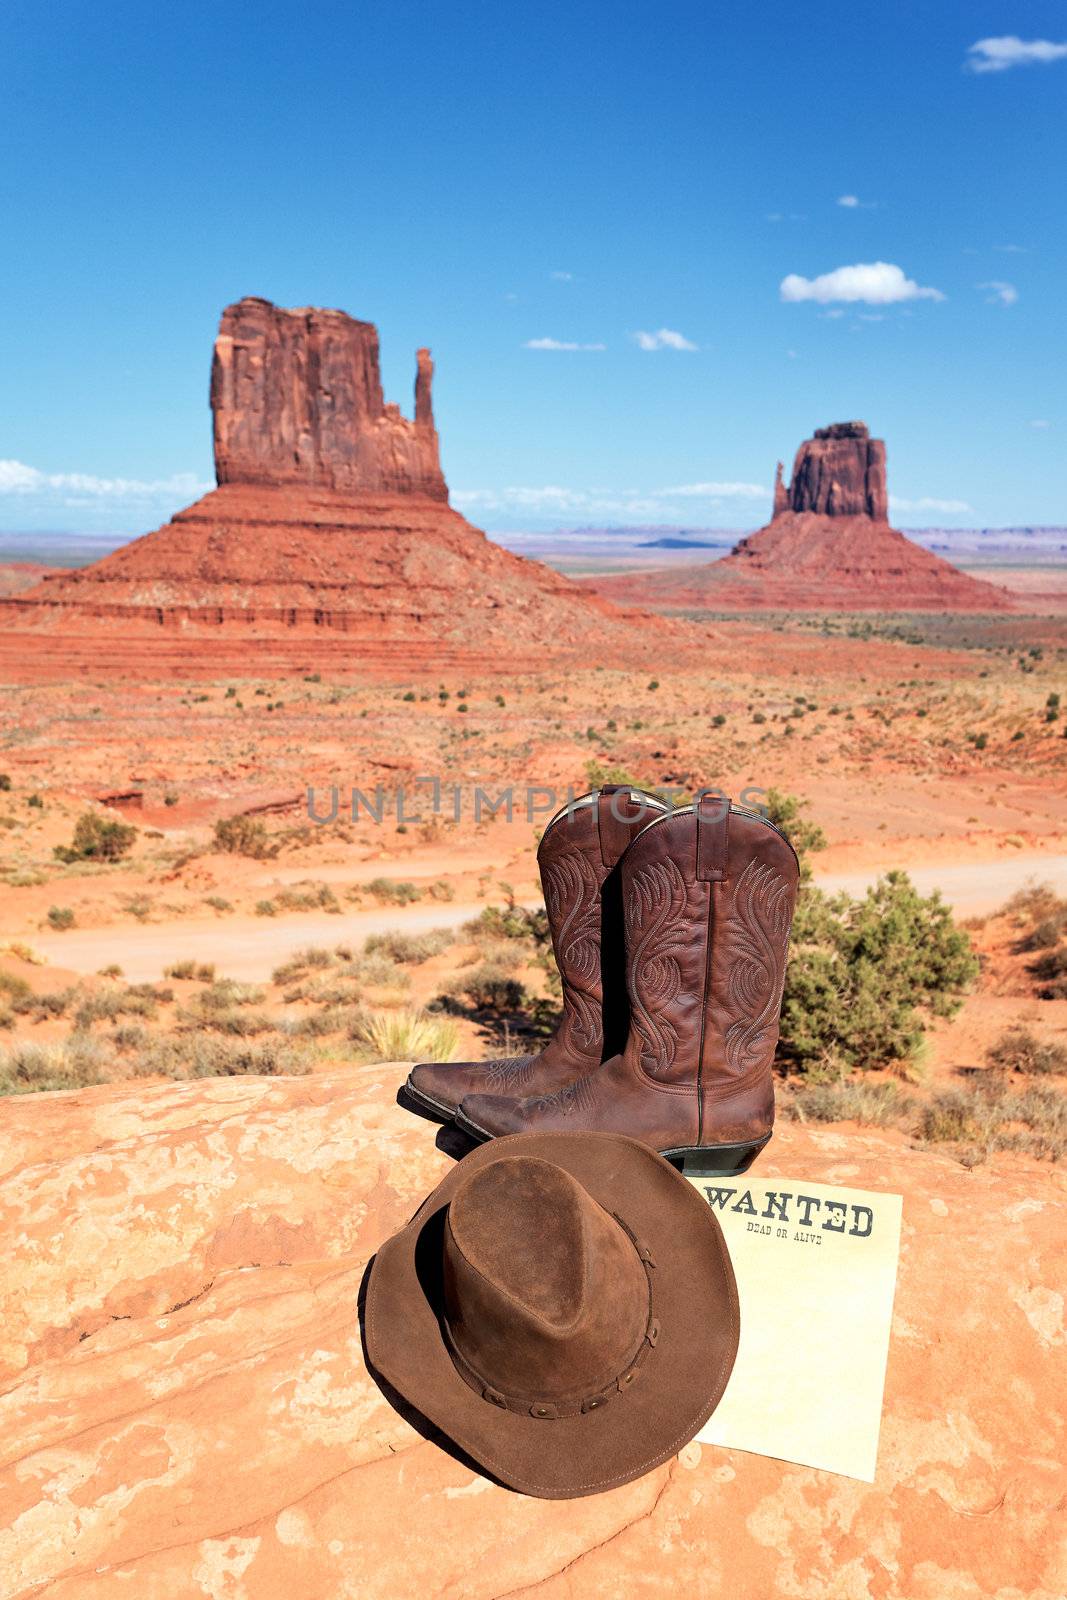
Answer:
[529,1072,599,1118]
[625,857,690,1077]
[723,858,794,1076]
[543,851,602,1052]
[481,1055,537,1091]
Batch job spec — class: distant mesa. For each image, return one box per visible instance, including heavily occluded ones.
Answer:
[3,297,667,670]
[588,422,1013,613]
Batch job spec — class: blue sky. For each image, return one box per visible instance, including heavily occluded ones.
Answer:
[2,0,1065,537]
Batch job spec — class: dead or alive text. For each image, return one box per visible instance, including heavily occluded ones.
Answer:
[703,1186,874,1238]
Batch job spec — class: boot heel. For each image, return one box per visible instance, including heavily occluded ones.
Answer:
[661,1135,771,1175]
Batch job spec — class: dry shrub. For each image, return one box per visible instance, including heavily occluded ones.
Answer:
[131,1035,312,1080]
[917,1082,1067,1163]
[986,1027,1067,1077]
[0,1035,112,1095]
[363,928,455,964]
[782,1079,911,1128]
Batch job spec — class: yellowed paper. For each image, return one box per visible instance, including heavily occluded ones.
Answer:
[689,1172,903,1481]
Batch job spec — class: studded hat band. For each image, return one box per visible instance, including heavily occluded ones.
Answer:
[442,1214,660,1420]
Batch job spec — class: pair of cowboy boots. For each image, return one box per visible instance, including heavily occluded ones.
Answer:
[406,787,799,1169]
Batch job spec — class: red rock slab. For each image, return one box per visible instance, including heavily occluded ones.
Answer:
[0,1066,1063,1598]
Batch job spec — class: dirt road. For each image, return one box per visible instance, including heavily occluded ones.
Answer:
[26,853,1066,981]
[814,852,1067,917]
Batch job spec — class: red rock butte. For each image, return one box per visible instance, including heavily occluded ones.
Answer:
[588,422,1013,613]
[0,297,670,678]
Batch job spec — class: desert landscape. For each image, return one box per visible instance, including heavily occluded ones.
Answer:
[3,10,1066,1583]
[2,307,1064,1112]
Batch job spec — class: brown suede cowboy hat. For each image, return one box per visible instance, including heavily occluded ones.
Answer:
[364,1131,739,1499]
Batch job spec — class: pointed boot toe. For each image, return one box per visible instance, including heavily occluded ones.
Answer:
[455,1090,531,1141]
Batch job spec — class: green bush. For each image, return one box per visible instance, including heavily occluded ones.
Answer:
[0,971,33,1008]
[779,871,978,1076]
[213,815,275,858]
[47,906,76,930]
[0,774,11,791]
[465,901,550,948]
[54,811,137,863]
[366,877,423,904]
[445,962,527,1013]
[761,789,827,876]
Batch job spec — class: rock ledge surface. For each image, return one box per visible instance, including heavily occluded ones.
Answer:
[1,1066,1063,1599]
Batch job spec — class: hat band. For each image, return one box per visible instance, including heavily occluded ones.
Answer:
[443,1213,660,1420]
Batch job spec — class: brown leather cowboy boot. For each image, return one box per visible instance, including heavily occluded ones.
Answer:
[404,787,667,1120]
[456,795,799,1169]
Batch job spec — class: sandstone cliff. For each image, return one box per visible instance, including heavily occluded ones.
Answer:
[211,298,447,500]
[784,420,888,521]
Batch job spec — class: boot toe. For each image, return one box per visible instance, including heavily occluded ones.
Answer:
[405,1061,468,1118]
[457,1091,527,1139]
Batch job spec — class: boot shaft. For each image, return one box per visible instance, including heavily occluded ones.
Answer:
[621,797,799,1109]
[537,787,667,1064]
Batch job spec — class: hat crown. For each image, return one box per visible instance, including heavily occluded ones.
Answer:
[443,1156,649,1406]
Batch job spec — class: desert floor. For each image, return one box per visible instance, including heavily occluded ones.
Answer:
[1,608,1065,1136]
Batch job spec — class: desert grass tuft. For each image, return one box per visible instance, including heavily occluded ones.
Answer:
[350,1007,458,1063]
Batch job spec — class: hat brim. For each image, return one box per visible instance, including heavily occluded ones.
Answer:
[364,1131,739,1500]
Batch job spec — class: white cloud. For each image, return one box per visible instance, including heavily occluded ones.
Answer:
[549,270,574,281]
[890,495,972,515]
[453,478,769,521]
[522,337,606,351]
[1029,419,1051,429]
[781,261,944,305]
[660,481,767,499]
[837,194,860,208]
[965,36,1067,73]
[0,459,209,500]
[632,328,698,351]
[978,280,1018,306]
